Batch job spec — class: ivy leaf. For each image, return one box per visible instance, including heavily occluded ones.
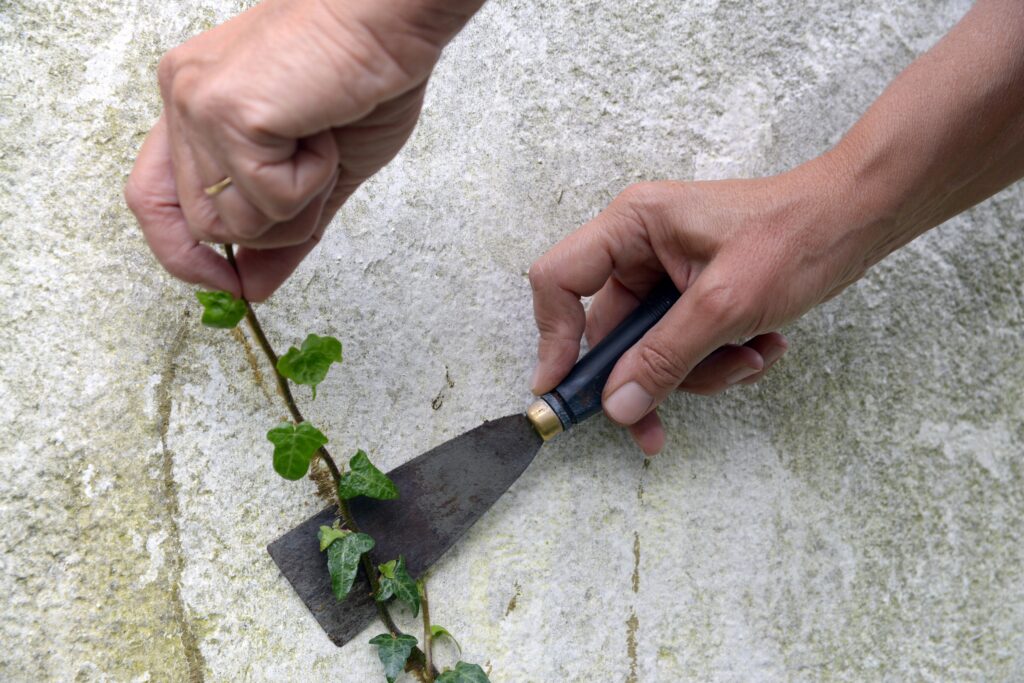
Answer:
[375,555,420,616]
[195,290,246,329]
[378,559,397,580]
[337,450,398,500]
[368,633,418,683]
[430,625,462,654]
[266,422,328,480]
[276,334,342,399]
[317,524,348,552]
[436,662,490,683]
[324,531,374,600]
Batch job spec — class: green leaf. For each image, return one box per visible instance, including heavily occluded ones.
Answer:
[430,625,462,654]
[324,531,374,600]
[374,555,420,617]
[436,662,490,683]
[368,633,418,683]
[266,422,328,480]
[317,524,348,552]
[336,450,398,500]
[378,559,397,580]
[195,290,246,329]
[276,333,342,399]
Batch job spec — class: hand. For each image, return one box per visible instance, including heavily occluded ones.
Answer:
[126,0,480,300]
[529,1,1024,456]
[528,157,869,454]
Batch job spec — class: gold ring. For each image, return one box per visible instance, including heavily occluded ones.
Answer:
[204,176,233,196]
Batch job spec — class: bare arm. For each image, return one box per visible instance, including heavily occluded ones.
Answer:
[529,0,1024,454]
[830,0,1024,269]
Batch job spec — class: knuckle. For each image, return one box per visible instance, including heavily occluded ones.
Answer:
[637,342,691,390]
[223,221,260,242]
[168,77,193,118]
[260,188,307,223]
[180,81,219,127]
[534,313,567,338]
[124,176,163,220]
[156,50,178,94]
[234,100,275,142]
[220,211,271,242]
[189,215,222,244]
[617,181,671,214]
[694,278,753,328]
[123,178,143,215]
[160,54,210,125]
[527,259,552,292]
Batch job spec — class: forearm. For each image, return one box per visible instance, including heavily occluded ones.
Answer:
[319,0,486,75]
[390,0,487,45]
[824,0,1024,267]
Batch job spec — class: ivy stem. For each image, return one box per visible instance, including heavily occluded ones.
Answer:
[334,500,403,636]
[220,244,419,664]
[420,581,435,683]
[221,244,342,483]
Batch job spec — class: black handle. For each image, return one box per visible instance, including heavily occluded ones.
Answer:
[540,278,681,430]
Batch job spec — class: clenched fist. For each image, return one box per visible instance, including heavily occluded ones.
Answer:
[126,0,483,300]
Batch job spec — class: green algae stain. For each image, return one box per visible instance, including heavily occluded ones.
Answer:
[762,229,1024,679]
[0,4,230,676]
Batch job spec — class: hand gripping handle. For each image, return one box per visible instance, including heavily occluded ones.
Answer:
[530,278,681,437]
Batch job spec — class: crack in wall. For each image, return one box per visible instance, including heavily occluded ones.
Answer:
[504,581,522,617]
[625,459,648,679]
[625,609,640,683]
[631,532,641,594]
[155,312,207,683]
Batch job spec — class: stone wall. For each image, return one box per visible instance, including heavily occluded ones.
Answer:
[2,0,1022,680]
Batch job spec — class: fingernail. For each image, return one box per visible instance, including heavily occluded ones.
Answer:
[604,382,654,425]
[726,366,759,385]
[762,344,786,366]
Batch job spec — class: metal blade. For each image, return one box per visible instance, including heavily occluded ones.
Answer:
[267,414,543,646]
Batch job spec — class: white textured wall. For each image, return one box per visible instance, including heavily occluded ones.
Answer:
[3,0,1023,681]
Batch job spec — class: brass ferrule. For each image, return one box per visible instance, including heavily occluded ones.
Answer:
[526,398,564,441]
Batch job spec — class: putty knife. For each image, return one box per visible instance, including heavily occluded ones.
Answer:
[268,279,680,646]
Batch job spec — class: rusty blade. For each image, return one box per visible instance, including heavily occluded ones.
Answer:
[267,414,543,646]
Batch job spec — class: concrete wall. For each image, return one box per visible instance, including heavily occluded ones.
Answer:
[2,0,1022,680]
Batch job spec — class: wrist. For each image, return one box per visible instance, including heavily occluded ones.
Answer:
[396,0,487,46]
[317,0,483,57]
[783,139,934,282]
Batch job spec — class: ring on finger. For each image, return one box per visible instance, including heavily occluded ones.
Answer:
[204,176,233,197]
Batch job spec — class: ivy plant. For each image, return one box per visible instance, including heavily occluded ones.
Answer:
[195,290,246,328]
[267,422,328,480]
[375,556,420,616]
[276,333,342,399]
[337,450,399,501]
[369,633,419,683]
[196,244,491,683]
[319,526,376,600]
[436,662,491,683]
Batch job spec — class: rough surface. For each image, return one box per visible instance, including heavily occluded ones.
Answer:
[2,0,1022,681]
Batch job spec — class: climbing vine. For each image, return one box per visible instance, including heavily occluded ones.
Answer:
[190,244,490,682]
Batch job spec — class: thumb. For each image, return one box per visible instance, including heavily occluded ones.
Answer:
[601,269,753,425]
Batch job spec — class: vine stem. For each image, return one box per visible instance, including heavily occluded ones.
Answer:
[421,581,435,683]
[220,244,422,666]
[222,245,342,483]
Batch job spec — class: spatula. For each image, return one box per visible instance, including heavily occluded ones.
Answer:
[268,278,680,645]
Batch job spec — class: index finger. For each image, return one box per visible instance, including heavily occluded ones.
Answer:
[527,197,663,394]
[125,116,240,295]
